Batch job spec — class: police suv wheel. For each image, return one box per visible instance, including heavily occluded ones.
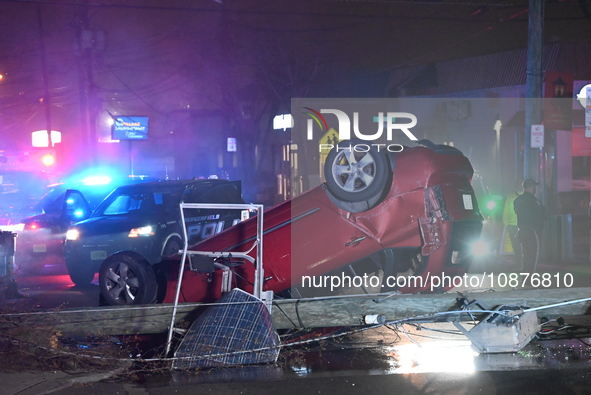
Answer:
[99,254,158,305]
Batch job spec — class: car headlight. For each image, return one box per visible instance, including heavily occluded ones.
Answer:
[128,226,155,238]
[469,240,490,257]
[65,229,80,241]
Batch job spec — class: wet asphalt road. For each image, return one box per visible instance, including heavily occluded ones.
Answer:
[11,262,101,309]
[46,369,591,395]
[6,259,591,394]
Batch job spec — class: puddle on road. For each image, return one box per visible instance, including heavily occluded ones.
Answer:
[123,325,591,387]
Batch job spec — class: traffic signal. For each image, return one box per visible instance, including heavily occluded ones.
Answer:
[482,194,503,218]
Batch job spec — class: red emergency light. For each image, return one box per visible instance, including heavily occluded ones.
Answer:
[41,154,55,167]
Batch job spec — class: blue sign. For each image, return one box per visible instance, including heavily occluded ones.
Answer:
[112,116,149,140]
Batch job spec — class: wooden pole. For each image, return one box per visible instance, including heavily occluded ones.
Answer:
[524,0,544,180]
[2,287,591,336]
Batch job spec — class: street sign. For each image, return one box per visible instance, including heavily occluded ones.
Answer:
[112,116,149,140]
[577,83,591,108]
[531,124,544,148]
[318,127,340,154]
[318,127,340,181]
[227,137,237,152]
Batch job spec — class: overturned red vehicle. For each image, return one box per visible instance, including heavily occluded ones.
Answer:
[149,140,484,304]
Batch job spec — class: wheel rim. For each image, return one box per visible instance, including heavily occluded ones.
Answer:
[331,148,377,193]
[104,262,140,303]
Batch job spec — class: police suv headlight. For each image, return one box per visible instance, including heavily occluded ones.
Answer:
[128,226,155,238]
[65,229,80,241]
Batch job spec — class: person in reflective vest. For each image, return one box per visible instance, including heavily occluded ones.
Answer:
[502,179,522,268]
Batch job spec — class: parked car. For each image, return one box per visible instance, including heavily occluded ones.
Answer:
[95,140,484,305]
[0,170,53,232]
[64,179,247,299]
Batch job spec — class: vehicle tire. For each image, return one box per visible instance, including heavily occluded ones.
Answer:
[66,261,95,285]
[324,140,390,205]
[99,253,158,305]
[162,238,182,258]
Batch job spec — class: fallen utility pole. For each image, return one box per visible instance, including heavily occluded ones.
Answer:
[2,287,591,336]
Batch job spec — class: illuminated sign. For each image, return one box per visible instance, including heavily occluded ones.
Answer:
[32,130,61,147]
[273,114,293,131]
[227,137,237,152]
[112,116,149,140]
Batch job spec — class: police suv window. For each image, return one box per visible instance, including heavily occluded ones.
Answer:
[103,195,130,215]
[199,184,242,204]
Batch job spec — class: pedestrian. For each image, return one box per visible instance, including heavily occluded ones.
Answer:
[502,179,523,268]
[513,178,546,274]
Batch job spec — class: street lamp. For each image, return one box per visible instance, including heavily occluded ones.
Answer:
[494,114,502,187]
[551,77,567,98]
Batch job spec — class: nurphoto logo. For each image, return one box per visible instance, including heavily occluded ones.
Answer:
[303,107,418,152]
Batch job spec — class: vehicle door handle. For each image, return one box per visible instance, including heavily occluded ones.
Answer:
[345,236,366,247]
